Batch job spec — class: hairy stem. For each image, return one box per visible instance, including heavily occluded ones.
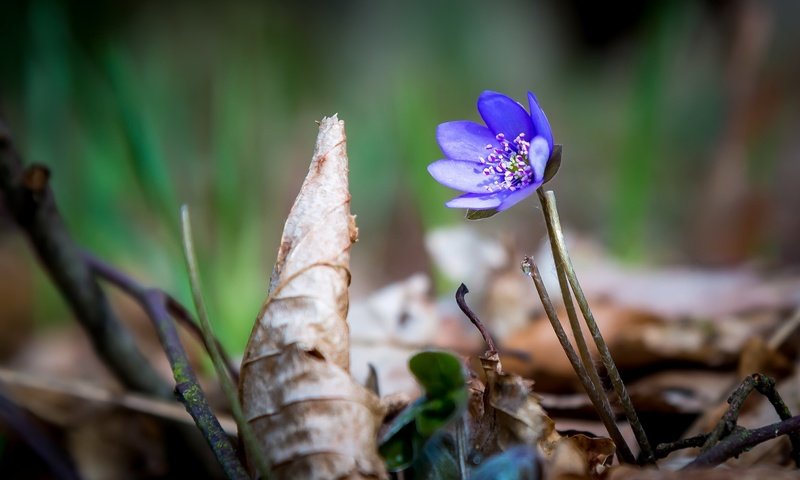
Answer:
[524,257,635,464]
[537,188,654,464]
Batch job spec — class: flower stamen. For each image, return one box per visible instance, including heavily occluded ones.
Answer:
[480,132,536,193]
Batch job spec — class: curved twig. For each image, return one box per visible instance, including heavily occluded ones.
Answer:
[455,284,497,354]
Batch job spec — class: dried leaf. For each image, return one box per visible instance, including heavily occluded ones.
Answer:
[240,116,386,479]
[468,354,616,478]
[470,353,561,459]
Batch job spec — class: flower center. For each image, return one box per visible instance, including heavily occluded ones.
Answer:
[479,133,545,193]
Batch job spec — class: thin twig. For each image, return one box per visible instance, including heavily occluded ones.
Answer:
[0,120,171,398]
[524,256,635,464]
[89,253,249,479]
[80,250,239,383]
[165,294,240,384]
[654,433,709,460]
[0,390,80,480]
[700,375,759,452]
[181,205,271,479]
[537,188,654,464]
[686,415,800,469]
[455,284,497,354]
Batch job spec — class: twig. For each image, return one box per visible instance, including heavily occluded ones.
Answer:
[523,256,635,464]
[700,373,800,467]
[181,205,271,479]
[455,284,497,354]
[81,250,239,383]
[0,120,172,399]
[537,188,654,464]
[686,415,800,469]
[0,390,80,480]
[164,296,240,384]
[89,253,249,479]
[0,367,237,435]
[654,433,709,460]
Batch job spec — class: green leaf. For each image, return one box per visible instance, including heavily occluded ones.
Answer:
[543,144,562,184]
[409,351,465,397]
[466,208,499,220]
[378,422,418,471]
[416,390,468,436]
[379,351,468,472]
[379,398,426,445]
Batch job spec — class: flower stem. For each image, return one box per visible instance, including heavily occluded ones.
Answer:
[536,188,655,464]
[524,257,635,464]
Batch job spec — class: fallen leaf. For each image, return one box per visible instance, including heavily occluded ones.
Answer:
[239,116,386,479]
[349,273,439,397]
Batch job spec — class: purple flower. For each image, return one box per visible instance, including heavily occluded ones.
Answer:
[428,90,554,211]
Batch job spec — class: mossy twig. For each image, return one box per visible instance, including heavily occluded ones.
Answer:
[87,253,249,479]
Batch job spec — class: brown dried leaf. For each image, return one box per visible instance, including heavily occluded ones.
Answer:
[547,434,614,480]
[469,354,616,478]
[240,116,386,479]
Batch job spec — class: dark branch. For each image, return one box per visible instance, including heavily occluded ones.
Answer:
[686,415,800,469]
[654,433,709,460]
[700,374,800,467]
[0,119,171,398]
[83,251,239,384]
[455,283,497,354]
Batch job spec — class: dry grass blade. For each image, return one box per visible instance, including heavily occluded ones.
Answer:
[0,367,237,435]
[239,115,386,479]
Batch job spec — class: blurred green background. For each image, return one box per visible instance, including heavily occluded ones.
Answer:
[1,0,799,353]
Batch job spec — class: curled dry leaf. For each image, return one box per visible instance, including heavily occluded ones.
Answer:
[468,353,614,478]
[240,116,386,479]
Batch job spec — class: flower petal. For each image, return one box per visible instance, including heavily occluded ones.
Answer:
[477,90,533,139]
[496,182,541,211]
[436,121,497,162]
[427,160,494,194]
[528,136,551,182]
[445,192,502,209]
[528,91,553,151]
